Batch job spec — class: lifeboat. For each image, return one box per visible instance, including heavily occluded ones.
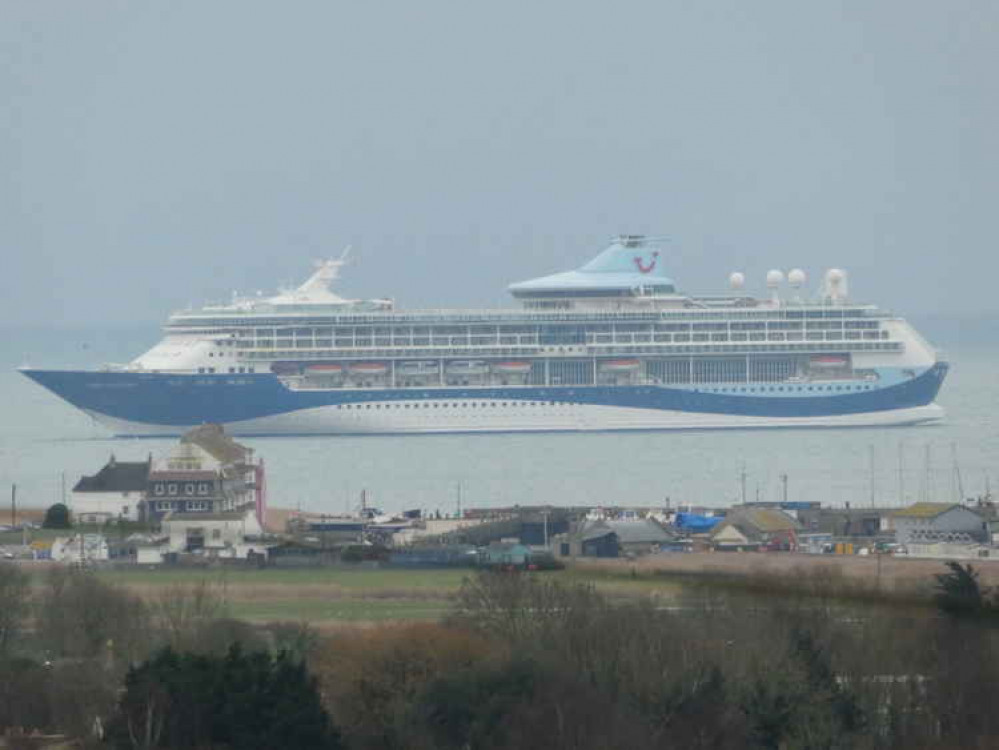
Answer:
[350,362,388,376]
[492,361,532,375]
[600,359,641,373]
[305,363,344,374]
[446,360,488,374]
[809,355,849,369]
[397,361,439,376]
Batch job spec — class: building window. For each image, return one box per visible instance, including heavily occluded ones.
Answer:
[212,529,222,540]
[154,484,165,496]
[187,500,209,512]
[156,501,175,511]
[198,483,210,495]
[168,484,178,496]
[184,483,195,496]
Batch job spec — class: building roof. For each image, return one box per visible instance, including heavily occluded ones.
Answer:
[712,508,800,538]
[604,519,674,544]
[181,423,250,466]
[578,519,673,545]
[893,502,971,519]
[72,456,149,493]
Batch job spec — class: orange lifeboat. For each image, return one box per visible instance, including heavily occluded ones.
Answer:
[809,355,849,369]
[600,359,641,373]
[350,362,388,376]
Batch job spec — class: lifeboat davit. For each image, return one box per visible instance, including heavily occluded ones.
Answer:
[350,362,388,376]
[492,361,532,375]
[600,359,641,373]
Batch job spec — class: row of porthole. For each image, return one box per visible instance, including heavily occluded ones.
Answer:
[197,367,256,374]
[693,384,876,394]
[337,401,566,411]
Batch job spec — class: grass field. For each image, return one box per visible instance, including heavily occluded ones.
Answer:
[14,549,968,627]
[95,567,472,625]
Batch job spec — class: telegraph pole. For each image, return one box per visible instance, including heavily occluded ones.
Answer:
[10,484,15,528]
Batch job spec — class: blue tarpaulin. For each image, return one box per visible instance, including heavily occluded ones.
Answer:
[674,512,721,532]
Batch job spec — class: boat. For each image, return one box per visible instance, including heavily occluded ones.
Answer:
[397,361,439,376]
[809,355,849,369]
[305,363,344,374]
[20,236,949,436]
[349,362,388,376]
[445,360,488,375]
[600,359,641,373]
[492,361,532,375]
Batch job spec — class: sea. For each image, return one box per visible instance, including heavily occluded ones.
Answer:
[2,318,997,517]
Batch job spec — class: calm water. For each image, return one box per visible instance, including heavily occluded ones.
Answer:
[2,324,997,515]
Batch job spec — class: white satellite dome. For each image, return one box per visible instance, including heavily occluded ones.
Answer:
[788,268,807,287]
[826,268,845,284]
[729,272,745,290]
[766,269,785,288]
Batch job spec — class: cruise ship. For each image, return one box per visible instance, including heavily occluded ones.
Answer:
[22,237,948,436]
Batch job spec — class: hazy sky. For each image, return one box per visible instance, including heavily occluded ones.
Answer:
[2,0,996,327]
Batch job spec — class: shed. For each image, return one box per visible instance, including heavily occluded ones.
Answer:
[889,503,986,545]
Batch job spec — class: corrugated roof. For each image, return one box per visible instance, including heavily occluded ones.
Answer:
[893,502,962,519]
[72,457,149,493]
[717,508,800,534]
[605,520,674,544]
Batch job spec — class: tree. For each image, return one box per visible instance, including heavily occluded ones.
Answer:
[108,645,341,750]
[42,502,72,529]
[934,561,999,621]
[0,563,31,655]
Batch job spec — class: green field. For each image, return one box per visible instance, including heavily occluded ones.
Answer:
[15,563,681,626]
[94,566,473,624]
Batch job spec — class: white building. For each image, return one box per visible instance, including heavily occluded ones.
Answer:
[161,507,265,559]
[71,455,150,523]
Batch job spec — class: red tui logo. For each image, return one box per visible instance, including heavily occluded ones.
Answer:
[634,251,659,274]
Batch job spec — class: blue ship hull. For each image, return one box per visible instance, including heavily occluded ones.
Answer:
[21,363,949,437]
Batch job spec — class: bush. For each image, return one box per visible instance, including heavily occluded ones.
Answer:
[42,502,72,529]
